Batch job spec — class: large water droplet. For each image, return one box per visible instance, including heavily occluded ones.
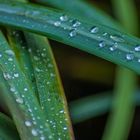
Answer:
[90,26,99,33]
[72,20,81,27]
[109,43,118,51]
[126,53,134,61]
[138,59,140,63]
[54,21,61,27]
[110,35,124,42]
[8,57,13,61]
[99,41,106,48]
[16,97,23,104]
[24,88,28,91]
[60,15,68,22]
[14,73,19,78]
[3,72,11,80]
[69,29,77,37]
[10,86,16,92]
[0,54,2,58]
[5,50,15,56]
[40,136,45,140]
[25,120,32,127]
[134,45,140,52]
[31,129,38,136]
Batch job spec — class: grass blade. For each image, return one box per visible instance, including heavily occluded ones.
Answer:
[102,0,138,139]
[70,90,140,124]
[0,1,140,74]
[24,32,74,139]
[0,31,53,140]
[0,112,20,140]
[33,0,121,29]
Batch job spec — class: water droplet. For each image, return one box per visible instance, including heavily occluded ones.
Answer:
[63,127,67,130]
[24,88,28,91]
[33,56,39,61]
[25,120,32,127]
[110,35,124,42]
[102,32,108,36]
[126,53,134,61]
[59,110,64,113]
[3,72,11,80]
[69,29,77,37]
[14,73,19,78]
[0,54,2,58]
[138,59,140,63]
[109,43,118,51]
[54,21,61,27]
[134,45,140,52]
[16,97,23,104]
[99,41,106,48]
[31,129,38,136]
[72,20,81,27]
[5,50,15,56]
[60,15,68,21]
[40,136,45,140]
[90,26,99,33]
[35,67,41,72]
[10,86,16,92]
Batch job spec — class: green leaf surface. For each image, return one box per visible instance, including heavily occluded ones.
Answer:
[33,0,121,29]
[0,112,20,140]
[24,32,74,139]
[0,1,140,74]
[0,31,53,140]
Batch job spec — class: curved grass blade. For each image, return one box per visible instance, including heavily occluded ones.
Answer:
[24,32,74,139]
[7,30,37,94]
[102,0,138,140]
[0,31,54,140]
[70,90,140,124]
[0,112,20,140]
[33,0,121,29]
[0,1,140,74]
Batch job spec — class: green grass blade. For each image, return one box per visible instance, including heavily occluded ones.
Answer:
[102,68,136,140]
[0,112,20,140]
[70,90,140,124]
[102,0,138,139]
[24,32,74,139]
[33,0,121,29]
[7,30,37,94]
[0,1,140,74]
[0,31,54,140]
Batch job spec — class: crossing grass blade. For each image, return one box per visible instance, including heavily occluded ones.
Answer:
[0,1,140,74]
[0,112,20,140]
[0,31,54,140]
[33,0,122,29]
[24,32,74,139]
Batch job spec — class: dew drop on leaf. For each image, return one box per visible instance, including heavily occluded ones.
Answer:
[134,45,140,52]
[14,73,19,78]
[16,97,23,104]
[109,43,118,51]
[25,120,32,127]
[31,129,38,136]
[126,53,134,61]
[90,26,99,33]
[110,35,124,42]
[72,20,81,27]
[5,50,15,56]
[69,29,77,37]
[54,21,61,27]
[99,41,106,48]
[60,15,68,22]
